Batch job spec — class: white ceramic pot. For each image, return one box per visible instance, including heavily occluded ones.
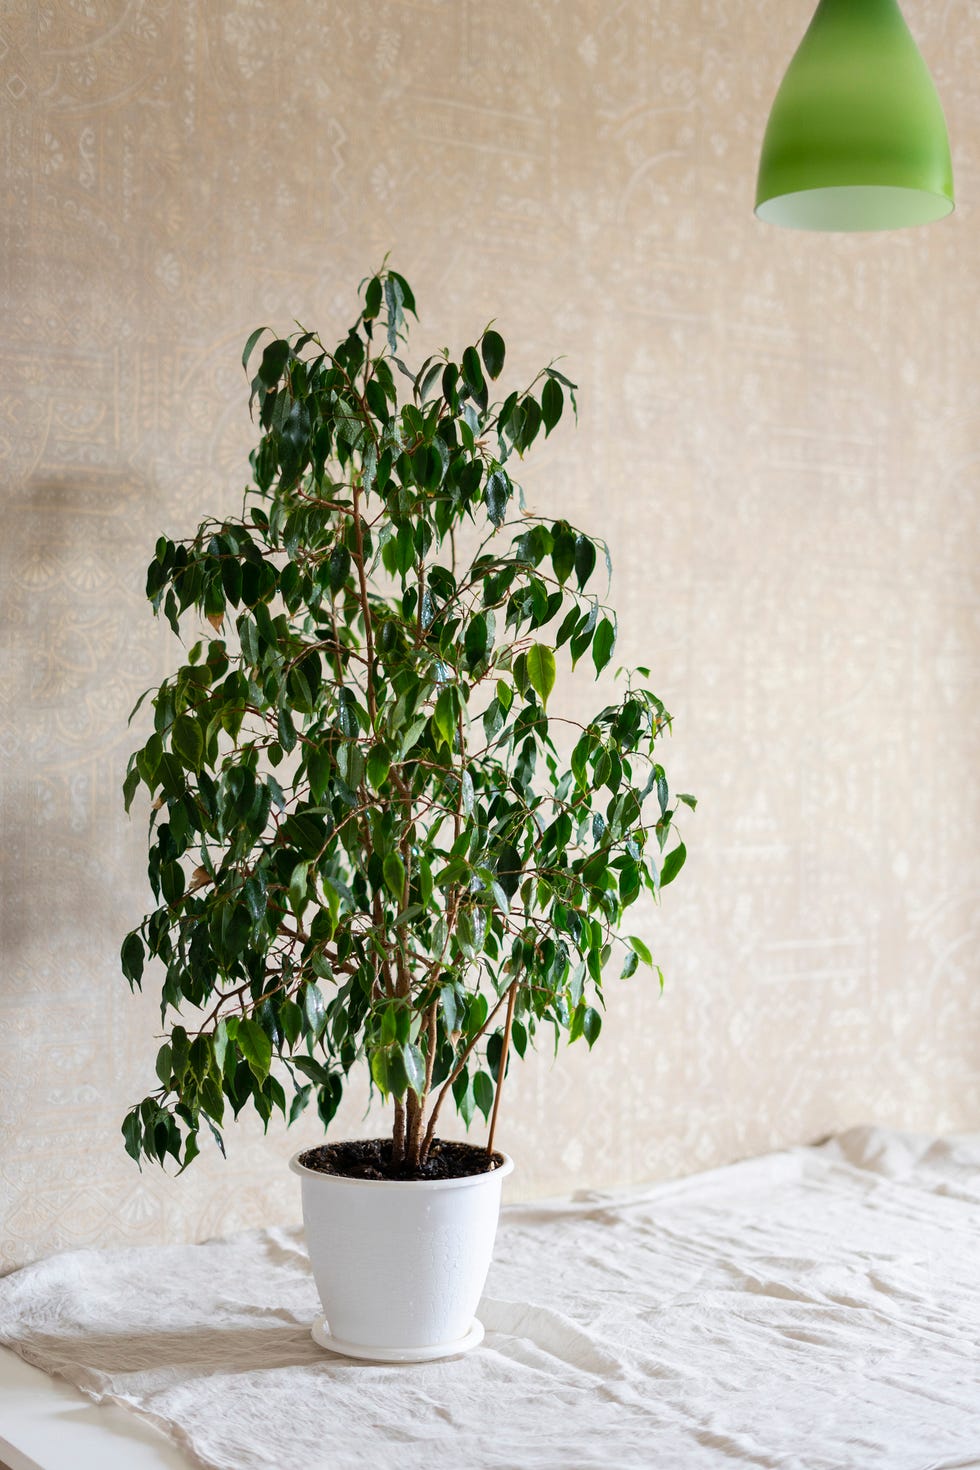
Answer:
[290,1145,514,1362]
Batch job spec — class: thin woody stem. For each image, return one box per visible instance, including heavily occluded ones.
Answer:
[486,982,517,1159]
[421,989,510,1156]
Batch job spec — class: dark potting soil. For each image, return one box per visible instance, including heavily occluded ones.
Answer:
[298,1137,504,1182]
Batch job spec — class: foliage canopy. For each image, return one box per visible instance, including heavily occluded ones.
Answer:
[121,266,692,1173]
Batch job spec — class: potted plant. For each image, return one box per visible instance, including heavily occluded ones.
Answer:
[120,265,692,1360]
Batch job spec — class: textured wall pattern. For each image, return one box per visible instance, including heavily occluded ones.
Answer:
[1,0,977,1271]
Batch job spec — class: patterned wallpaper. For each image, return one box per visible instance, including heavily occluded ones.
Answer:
[1,0,977,1271]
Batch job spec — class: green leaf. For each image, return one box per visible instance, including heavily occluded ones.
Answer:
[154,1043,172,1087]
[367,745,391,789]
[453,1071,476,1127]
[541,375,563,434]
[582,1006,601,1047]
[121,931,145,988]
[328,544,351,593]
[572,1002,602,1047]
[289,860,310,913]
[172,715,203,772]
[238,1018,272,1083]
[277,704,297,755]
[464,613,488,668]
[574,535,597,589]
[473,1070,494,1120]
[364,276,383,320]
[433,687,456,749]
[336,687,359,737]
[525,643,556,706]
[481,329,505,379]
[592,617,616,675]
[441,984,461,1032]
[628,935,653,965]
[384,277,405,352]
[213,1019,230,1072]
[402,1042,426,1098]
[177,1131,200,1174]
[257,338,290,388]
[293,1055,333,1088]
[390,271,417,315]
[620,950,639,979]
[381,1001,399,1047]
[551,528,576,585]
[494,843,522,899]
[243,875,267,926]
[122,1110,142,1164]
[660,840,687,888]
[123,765,140,813]
[242,326,269,374]
[370,1047,392,1096]
[383,850,406,901]
[303,983,326,1036]
[484,470,510,528]
[276,1005,299,1052]
[461,345,485,399]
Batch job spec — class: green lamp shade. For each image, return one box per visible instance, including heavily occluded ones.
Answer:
[756,0,954,231]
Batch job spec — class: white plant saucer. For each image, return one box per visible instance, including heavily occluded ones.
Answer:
[311,1314,485,1363]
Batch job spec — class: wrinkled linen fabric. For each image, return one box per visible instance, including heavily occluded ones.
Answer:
[1,1126,979,1470]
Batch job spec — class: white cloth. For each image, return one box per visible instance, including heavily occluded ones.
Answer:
[1,1126,979,1470]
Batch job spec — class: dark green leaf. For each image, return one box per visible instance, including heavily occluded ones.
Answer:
[122,1110,142,1164]
[592,617,616,674]
[473,1070,494,1120]
[541,375,563,434]
[242,326,268,374]
[461,345,485,399]
[581,1006,601,1047]
[121,931,145,987]
[172,715,203,772]
[328,544,351,593]
[485,470,510,527]
[481,330,505,380]
[364,276,383,320]
[574,535,597,589]
[257,339,290,388]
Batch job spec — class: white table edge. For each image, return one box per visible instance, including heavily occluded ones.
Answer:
[0,1345,192,1470]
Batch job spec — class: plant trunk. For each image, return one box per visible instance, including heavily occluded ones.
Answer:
[392,1099,406,1163]
[405,1091,424,1169]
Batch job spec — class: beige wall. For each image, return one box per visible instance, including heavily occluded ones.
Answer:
[1,0,977,1271]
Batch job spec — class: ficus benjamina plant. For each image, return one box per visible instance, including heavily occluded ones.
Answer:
[120,264,693,1175]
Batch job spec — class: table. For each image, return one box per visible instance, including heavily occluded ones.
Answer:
[2,1126,979,1470]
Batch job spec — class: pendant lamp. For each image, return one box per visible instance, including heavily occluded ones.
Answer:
[755,0,954,231]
